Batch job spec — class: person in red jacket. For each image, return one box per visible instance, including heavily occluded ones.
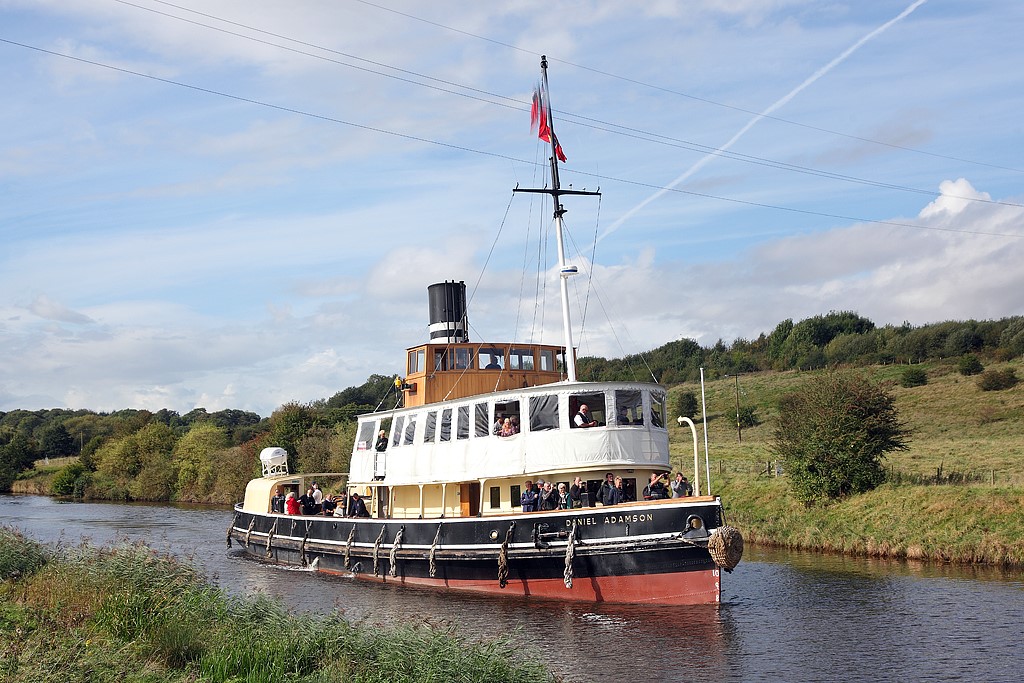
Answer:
[285,491,300,515]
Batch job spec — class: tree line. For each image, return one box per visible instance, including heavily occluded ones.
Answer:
[2,313,1021,502]
[578,312,1024,383]
[0,373,401,502]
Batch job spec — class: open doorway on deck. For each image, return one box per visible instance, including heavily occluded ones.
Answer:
[460,482,481,517]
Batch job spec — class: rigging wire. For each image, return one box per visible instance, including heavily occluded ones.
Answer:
[67,0,1024,212]
[349,0,1024,176]
[1,35,1021,240]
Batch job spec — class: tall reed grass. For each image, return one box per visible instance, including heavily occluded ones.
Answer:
[0,527,554,683]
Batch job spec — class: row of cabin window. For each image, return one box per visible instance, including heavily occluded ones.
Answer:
[388,390,666,448]
[407,346,563,374]
[494,479,638,508]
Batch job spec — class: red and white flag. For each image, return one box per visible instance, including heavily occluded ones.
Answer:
[531,85,566,162]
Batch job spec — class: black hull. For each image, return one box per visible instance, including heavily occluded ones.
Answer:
[228,499,726,604]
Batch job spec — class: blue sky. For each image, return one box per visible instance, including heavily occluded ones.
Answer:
[2,0,1023,417]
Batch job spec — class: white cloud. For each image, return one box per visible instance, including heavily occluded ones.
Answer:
[2,2,1023,416]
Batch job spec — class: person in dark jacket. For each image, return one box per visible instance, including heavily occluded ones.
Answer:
[597,472,615,505]
[298,487,319,515]
[538,481,559,511]
[569,476,584,507]
[520,480,538,512]
[643,472,669,500]
[349,493,370,518]
[606,476,626,506]
[270,486,286,514]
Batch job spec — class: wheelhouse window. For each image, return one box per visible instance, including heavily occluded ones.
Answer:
[494,400,521,437]
[570,393,606,428]
[424,411,437,443]
[474,403,490,437]
[457,405,470,440]
[356,422,375,450]
[433,349,448,372]
[403,415,417,445]
[478,347,505,370]
[510,347,535,370]
[439,408,452,442]
[651,392,666,428]
[392,416,405,447]
[539,349,555,372]
[454,347,473,370]
[407,348,425,374]
[615,389,643,426]
[529,394,559,431]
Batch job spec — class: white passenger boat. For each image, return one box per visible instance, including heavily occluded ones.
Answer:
[229,57,742,604]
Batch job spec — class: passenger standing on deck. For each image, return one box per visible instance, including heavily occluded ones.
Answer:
[539,481,559,511]
[597,472,614,505]
[270,486,286,514]
[375,430,388,451]
[311,482,323,506]
[671,473,693,498]
[557,482,572,509]
[321,494,338,516]
[605,477,625,506]
[520,480,537,512]
[285,491,300,515]
[569,476,584,507]
[643,473,669,500]
[349,493,370,518]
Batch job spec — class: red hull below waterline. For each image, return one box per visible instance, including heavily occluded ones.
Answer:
[319,565,722,605]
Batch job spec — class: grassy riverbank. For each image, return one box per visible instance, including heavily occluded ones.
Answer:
[668,358,1024,566]
[0,527,553,683]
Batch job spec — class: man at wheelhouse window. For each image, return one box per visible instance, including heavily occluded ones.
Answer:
[574,404,598,428]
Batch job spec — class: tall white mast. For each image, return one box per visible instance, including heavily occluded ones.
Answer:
[514,55,600,383]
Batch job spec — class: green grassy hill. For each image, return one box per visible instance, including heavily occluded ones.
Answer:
[667,358,1024,565]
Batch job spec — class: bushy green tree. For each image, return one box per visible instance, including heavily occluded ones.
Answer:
[999,317,1024,357]
[958,354,984,376]
[900,366,928,388]
[173,423,229,498]
[51,461,88,496]
[772,371,909,505]
[737,405,760,428]
[39,422,75,459]
[0,433,38,490]
[674,390,698,419]
[977,368,1018,391]
[266,402,319,472]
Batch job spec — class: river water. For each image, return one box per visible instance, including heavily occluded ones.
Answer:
[2,494,1021,682]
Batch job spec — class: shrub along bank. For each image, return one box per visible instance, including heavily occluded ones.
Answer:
[667,358,1024,567]
[0,527,554,683]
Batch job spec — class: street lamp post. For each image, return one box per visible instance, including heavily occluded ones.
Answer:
[726,374,742,443]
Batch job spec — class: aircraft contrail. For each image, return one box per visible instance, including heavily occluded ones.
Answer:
[598,0,930,243]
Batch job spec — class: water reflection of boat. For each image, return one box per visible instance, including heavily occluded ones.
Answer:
[229,57,742,605]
